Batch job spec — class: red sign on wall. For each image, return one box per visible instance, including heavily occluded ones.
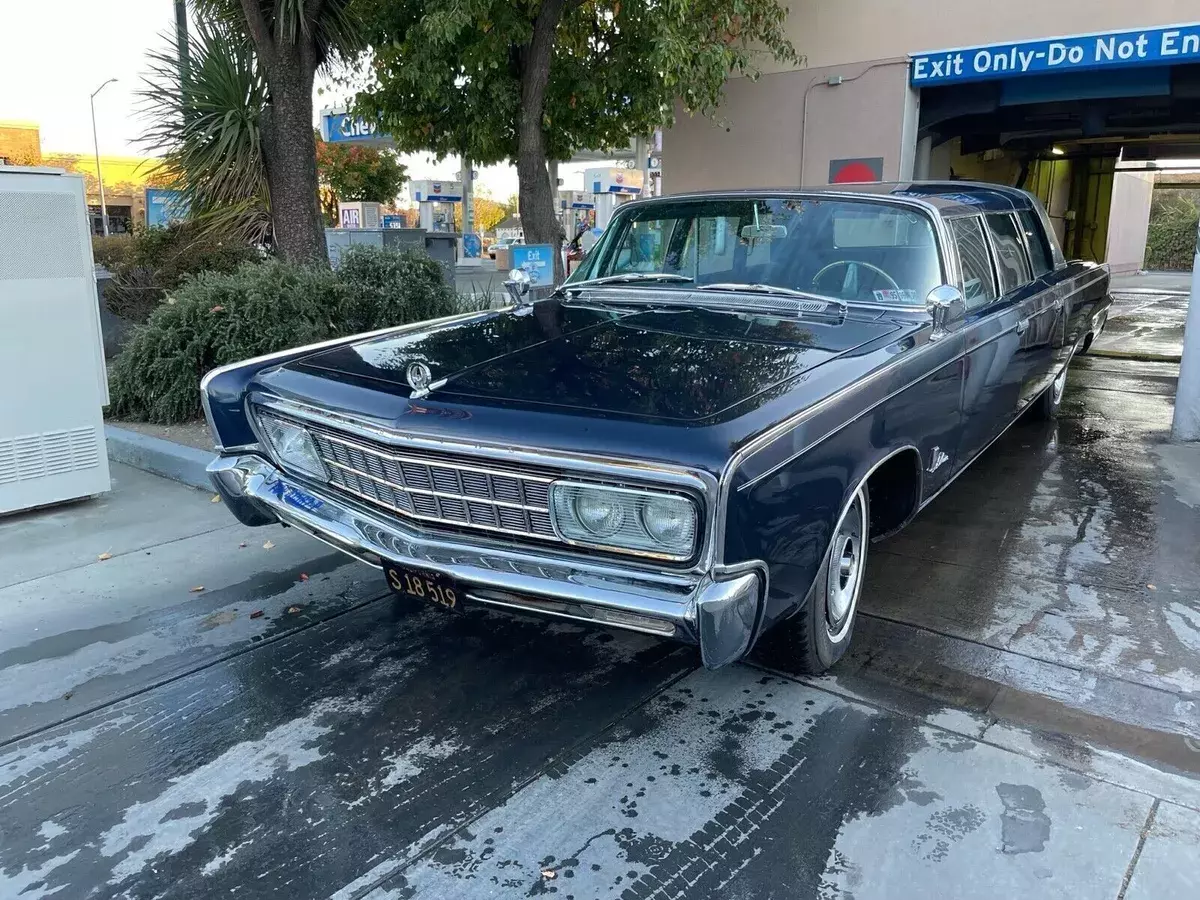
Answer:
[829,157,885,184]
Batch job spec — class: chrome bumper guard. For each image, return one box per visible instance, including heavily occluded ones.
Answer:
[208,455,765,668]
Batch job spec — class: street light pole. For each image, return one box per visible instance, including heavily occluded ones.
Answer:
[89,78,117,237]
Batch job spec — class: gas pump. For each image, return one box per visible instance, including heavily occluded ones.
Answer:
[583,167,644,230]
[410,180,462,233]
[558,190,595,239]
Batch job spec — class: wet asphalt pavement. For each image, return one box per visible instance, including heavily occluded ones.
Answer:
[3,312,1200,898]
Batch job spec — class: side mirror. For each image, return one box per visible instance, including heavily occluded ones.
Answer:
[926,284,964,341]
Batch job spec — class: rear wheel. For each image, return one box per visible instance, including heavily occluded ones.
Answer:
[788,486,869,674]
[1031,356,1070,420]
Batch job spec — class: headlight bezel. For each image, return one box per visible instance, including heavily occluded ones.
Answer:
[253,412,329,483]
[549,481,702,562]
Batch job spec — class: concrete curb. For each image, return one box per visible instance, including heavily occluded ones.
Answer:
[1088,348,1183,364]
[104,425,214,492]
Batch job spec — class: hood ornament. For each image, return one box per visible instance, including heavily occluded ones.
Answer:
[406,362,433,395]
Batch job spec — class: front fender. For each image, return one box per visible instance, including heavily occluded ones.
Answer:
[724,418,922,629]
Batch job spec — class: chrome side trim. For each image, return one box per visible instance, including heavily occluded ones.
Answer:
[718,265,1105,551]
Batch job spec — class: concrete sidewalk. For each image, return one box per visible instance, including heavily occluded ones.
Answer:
[2,363,1198,899]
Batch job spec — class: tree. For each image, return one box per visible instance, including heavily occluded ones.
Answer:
[143,2,361,262]
[317,139,407,206]
[352,0,796,282]
[454,188,508,234]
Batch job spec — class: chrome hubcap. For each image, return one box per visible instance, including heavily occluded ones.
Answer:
[826,495,864,640]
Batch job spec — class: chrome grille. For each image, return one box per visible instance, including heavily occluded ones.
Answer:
[307,428,558,541]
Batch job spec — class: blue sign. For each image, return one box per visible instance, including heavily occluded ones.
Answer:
[462,233,482,259]
[145,189,188,228]
[511,244,554,285]
[321,112,390,144]
[381,215,407,229]
[912,22,1200,86]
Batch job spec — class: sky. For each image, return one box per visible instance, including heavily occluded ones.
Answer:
[1,0,600,200]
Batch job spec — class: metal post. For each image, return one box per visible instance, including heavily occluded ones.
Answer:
[89,78,117,237]
[175,0,190,84]
[460,158,473,236]
[635,135,650,197]
[1171,217,1200,441]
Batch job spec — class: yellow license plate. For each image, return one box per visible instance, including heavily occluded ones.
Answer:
[383,563,460,610]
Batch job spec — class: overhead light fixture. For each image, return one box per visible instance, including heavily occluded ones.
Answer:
[1051,146,1066,156]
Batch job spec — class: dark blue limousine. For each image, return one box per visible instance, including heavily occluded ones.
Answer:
[204,182,1110,673]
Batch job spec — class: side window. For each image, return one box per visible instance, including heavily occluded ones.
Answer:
[985,213,1033,294]
[1018,209,1053,277]
[950,217,997,309]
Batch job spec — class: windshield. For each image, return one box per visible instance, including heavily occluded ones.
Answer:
[567,197,943,306]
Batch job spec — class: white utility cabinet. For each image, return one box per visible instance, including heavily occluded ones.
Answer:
[0,166,111,513]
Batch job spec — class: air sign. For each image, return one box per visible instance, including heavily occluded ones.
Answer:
[911,22,1200,86]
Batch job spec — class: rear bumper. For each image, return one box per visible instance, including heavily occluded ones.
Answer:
[208,455,765,668]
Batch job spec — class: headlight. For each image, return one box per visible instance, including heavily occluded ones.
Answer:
[640,496,695,546]
[550,483,698,560]
[257,414,328,482]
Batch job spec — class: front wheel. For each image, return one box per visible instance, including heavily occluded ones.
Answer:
[787,486,869,674]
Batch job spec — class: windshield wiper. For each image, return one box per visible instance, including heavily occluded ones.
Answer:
[696,283,848,317]
[700,282,822,300]
[565,273,694,289]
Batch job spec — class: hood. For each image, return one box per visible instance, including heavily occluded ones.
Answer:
[292,301,902,423]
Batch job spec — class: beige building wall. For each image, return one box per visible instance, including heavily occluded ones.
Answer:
[665,59,914,193]
[769,0,1200,73]
[666,0,1200,196]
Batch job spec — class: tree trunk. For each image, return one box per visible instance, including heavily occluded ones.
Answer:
[260,42,327,264]
[517,0,566,284]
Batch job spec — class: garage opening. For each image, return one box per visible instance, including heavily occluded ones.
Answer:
[916,62,1200,271]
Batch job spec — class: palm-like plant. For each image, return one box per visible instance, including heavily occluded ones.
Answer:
[141,1,361,262]
[141,16,271,245]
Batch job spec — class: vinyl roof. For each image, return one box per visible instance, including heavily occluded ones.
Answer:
[654,181,1037,217]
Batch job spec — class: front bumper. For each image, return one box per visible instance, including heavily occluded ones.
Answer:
[208,455,765,668]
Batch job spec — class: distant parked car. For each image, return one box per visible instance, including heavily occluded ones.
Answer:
[488,239,514,260]
[203,182,1110,674]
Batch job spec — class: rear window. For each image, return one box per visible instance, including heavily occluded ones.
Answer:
[951,217,997,309]
[1018,209,1053,277]
[986,213,1033,294]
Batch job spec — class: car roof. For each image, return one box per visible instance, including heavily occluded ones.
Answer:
[648,181,1037,218]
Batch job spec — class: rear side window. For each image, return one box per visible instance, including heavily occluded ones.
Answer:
[951,217,997,309]
[986,213,1033,294]
[1018,209,1053,277]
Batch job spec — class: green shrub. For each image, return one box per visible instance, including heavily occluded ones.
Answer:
[1145,190,1199,271]
[92,234,134,270]
[102,224,261,322]
[334,244,459,332]
[108,247,466,424]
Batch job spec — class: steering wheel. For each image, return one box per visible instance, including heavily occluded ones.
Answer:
[811,260,900,297]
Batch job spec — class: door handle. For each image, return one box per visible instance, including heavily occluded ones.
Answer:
[1015,318,1030,335]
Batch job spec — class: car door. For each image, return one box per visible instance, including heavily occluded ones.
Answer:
[984,211,1060,412]
[950,214,1026,472]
